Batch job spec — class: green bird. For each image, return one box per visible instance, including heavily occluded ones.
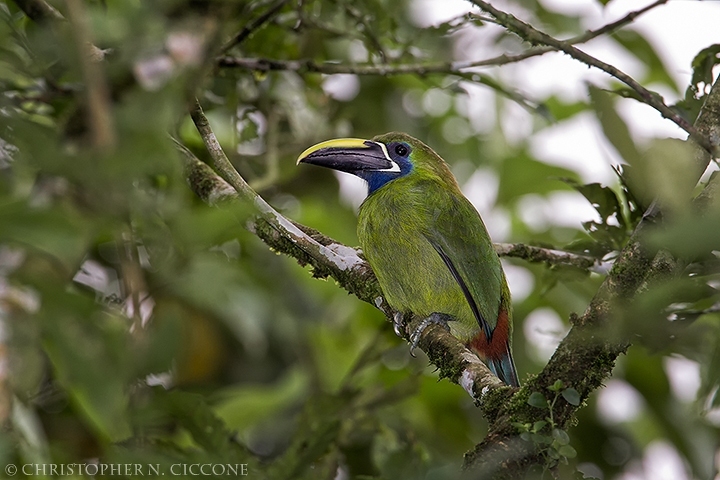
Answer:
[297,132,519,387]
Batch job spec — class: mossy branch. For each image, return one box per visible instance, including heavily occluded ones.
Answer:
[182,104,612,409]
[462,76,720,477]
[184,75,719,477]
[495,243,604,272]
[184,104,508,407]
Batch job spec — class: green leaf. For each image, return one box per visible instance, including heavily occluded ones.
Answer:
[0,201,93,270]
[532,420,547,433]
[427,13,484,35]
[675,44,720,123]
[512,422,531,432]
[39,288,131,441]
[613,30,679,93]
[528,392,548,408]
[158,390,254,462]
[613,164,645,227]
[562,178,630,252]
[531,432,551,445]
[611,86,665,106]
[497,151,577,204]
[649,212,720,259]
[11,399,51,464]
[563,236,612,258]
[214,369,309,430]
[558,445,577,459]
[549,379,564,392]
[704,344,720,409]
[561,388,581,406]
[552,428,570,445]
[588,86,641,165]
[622,138,698,214]
[687,44,720,101]
[543,96,588,123]
[563,180,622,225]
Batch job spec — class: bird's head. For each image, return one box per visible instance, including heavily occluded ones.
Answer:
[297,132,455,195]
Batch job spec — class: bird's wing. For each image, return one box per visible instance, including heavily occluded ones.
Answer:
[428,242,494,341]
[422,191,504,339]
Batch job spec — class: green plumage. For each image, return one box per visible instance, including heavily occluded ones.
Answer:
[357,133,510,344]
[298,131,519,386]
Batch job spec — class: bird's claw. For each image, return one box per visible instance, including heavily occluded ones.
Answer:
[409,313,451,357]
[393,312,405,338]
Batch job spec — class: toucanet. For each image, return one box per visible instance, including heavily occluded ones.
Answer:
[297,132,520,387]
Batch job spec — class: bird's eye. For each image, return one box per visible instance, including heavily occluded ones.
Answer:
[394,144,409,157]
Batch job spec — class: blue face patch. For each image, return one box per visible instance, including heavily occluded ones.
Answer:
[359,142,414,194]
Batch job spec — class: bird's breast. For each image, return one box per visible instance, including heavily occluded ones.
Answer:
[357,191,476,338]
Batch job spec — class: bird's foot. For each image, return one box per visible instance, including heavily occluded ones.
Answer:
[409,312,452,357]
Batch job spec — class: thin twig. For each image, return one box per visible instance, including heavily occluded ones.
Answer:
[338,1,387,62]
[216,2,668,118]
[221,0,290,53]
[64,0,115,150]
[466,0,717,156]
[217,56,450,75]
[495,243,606,273]
[189,99,366,273]
[563,0,665,46]
[12,0,64,22]
[216,58,543,110]
[454,0,667,70]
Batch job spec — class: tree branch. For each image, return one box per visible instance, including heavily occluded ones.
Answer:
[189,99,366,275]
[217,1,677,124]
[495,243,606,273]
[217,0,666,75]
[178,134,602,277]
[462,74,720,477]
[182,102,611,412]
[455,0,667,70]
[466,0,718,156]
[185,72,719,476]
[185,102,509,405]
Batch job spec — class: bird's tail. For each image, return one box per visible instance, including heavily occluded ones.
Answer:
[489,347,520,387]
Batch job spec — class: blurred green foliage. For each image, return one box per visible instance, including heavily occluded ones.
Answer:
[0,0,718,479]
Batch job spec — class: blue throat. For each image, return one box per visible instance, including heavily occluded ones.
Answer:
[360,157,413,195]
[363,172,400,194]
